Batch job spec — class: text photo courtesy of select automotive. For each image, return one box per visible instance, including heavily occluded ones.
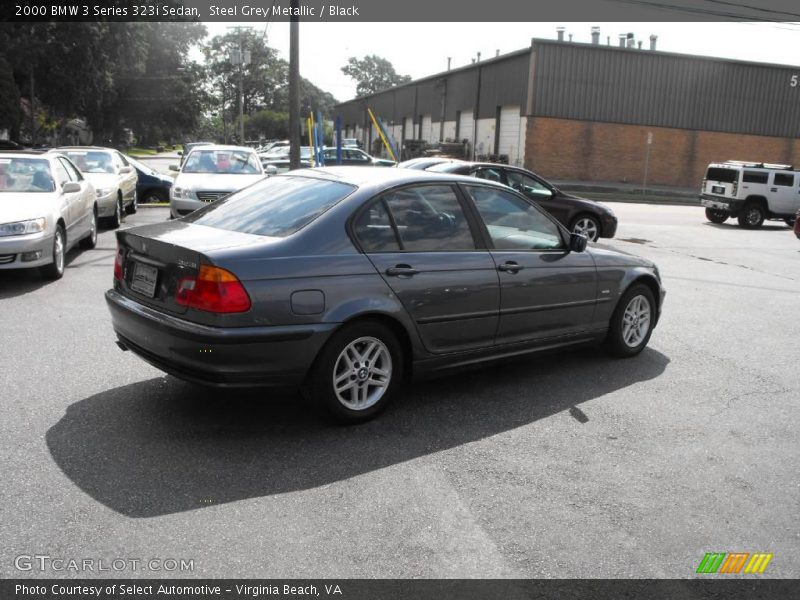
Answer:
[1,13,799,586]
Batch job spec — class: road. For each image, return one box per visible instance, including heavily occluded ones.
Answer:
[1,203,798,578]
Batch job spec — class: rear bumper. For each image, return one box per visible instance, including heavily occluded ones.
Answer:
[105,289,338,388]
[700,194,744,213]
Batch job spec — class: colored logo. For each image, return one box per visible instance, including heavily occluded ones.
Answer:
[696,552,773,574]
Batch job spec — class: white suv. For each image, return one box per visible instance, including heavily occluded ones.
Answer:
[700,161,800,229]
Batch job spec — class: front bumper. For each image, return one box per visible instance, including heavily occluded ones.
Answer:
[105,289,338,388]
[170,196,205,218]
[0,230,55,269]
[96,191,118,217]
[700,194,744,213]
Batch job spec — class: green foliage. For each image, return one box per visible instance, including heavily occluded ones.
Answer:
[0,57,20,133]
[244,109,290,140]
[341,55,412,97]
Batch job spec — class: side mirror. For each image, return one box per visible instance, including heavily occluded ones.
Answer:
[62,182,81,194]
[119,166,132,174]
[265,165,278,176]
[169,164,180,172]
[569,232,588,253]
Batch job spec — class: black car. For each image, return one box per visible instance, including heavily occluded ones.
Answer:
[428,161,617,242]
[125,155,174,204]
[106,167,664,423]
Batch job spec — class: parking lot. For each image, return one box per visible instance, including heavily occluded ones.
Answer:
[1,203,798,578]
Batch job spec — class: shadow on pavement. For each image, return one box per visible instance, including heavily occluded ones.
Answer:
[47,347,669,518]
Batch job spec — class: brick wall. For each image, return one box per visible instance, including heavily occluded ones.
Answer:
[524,117,800,188]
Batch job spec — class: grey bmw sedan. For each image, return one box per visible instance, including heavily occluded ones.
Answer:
[106,167,665,423]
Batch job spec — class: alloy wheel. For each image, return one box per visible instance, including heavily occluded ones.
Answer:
[332,336,393,410]
[573,217,599,241]
[622,294,651,348]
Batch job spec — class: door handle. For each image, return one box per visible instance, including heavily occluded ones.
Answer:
[497,261,523,273]
[386,265,419,277]
[770,187,778,192]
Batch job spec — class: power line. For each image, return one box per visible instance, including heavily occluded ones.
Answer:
[608,0,800,22]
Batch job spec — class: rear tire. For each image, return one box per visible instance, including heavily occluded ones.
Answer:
[79,207,97,250]
[737,203,765,229]
[705,208,728,224]
[308,321,403,424]
[108,195,124,229]
[784,216,796,228]
[40,224,66,280]
[125,192,138,214]
[604,284,656,358]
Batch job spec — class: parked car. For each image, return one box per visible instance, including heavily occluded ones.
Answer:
[259,147,314,172]
[51,147,138,228]
[257,140,289,154]
[125,155,173,204]
[342,138,361,149]
[700,161,800,228]
[321,147,396,167]
[106,167,664,423]
[428,161,617,241]
[169,145,265,218]
[397,157,459,170]
[0,151,97,279]
[179,142,213,166]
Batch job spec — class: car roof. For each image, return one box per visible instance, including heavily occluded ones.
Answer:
[0,150,47,156]
[187,144,255,153]
[284,165,509,191]
[52,146,115,152]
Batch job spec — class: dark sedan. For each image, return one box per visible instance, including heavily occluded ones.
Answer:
[125,155,173,203]
[428,161,617,242]
[106,168,664,423]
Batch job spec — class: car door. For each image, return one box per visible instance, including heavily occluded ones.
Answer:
[58,157,92,236]
[52,159,81,237]
[770,171,797,215]
[462,184,598,345]
[352,184,500,354]
[503,168,569,225]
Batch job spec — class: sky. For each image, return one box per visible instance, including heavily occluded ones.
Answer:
[199,21,800,102]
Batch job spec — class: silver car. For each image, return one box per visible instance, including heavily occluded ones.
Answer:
[169,145,265,218]
[52,147,138,228]
[0,151,97,279]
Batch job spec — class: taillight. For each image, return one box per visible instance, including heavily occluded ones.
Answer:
[113,244,125,281]
[175,265,251,313]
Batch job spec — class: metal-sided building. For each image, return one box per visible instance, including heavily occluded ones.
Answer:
[333,33,800,187]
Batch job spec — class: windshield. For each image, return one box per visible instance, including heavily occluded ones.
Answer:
[183,175,355,237]
[62,150,114,174]
[183,149,262,174]
[124,155,155,176]
[0,157,55,193]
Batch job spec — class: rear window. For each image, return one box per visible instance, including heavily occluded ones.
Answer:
[183,176,355,237]
[706,167,739,183]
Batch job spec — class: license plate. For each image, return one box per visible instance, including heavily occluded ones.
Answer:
[130,262,158,298]
[712,185,724,194]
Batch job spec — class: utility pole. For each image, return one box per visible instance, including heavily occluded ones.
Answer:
[289,0,301,169]
[227,26,251,145]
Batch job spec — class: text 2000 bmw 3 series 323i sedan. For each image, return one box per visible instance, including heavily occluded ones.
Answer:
[106,167,666,423]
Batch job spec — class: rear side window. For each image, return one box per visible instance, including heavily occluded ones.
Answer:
[184,176,355,237]
[773,172,795,187]
[383,185,476,252]
[742,170,768,184]
[706,168,738,183]
[353,200,401,252]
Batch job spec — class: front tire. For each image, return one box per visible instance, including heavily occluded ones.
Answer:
[125,192,138,214]
[108,194,124,229]
[737,203,765,229]
[40,224,66,280]
[308,321,403,424]
[571,215,601,242]
[705,207,728,224]
[605,284,656,358]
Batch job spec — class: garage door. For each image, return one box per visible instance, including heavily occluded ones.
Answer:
[497,106,521,163]
[458,111,474,145]
[421,115,433,142]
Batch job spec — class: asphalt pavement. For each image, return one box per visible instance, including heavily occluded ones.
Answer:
[1,204,798,578]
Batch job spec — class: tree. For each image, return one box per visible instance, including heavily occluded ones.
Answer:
[341,55,412,97]
[0,57,20,137]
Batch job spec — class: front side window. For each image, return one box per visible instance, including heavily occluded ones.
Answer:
[506,170,553,198]
[58,158,82,182]
[466,186,564,251]
[183,175,354,237]
[383,185,476,252]
[474,167,505,183]
[183,150,262,175]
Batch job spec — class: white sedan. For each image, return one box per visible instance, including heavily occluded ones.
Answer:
[0,152,97,279]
